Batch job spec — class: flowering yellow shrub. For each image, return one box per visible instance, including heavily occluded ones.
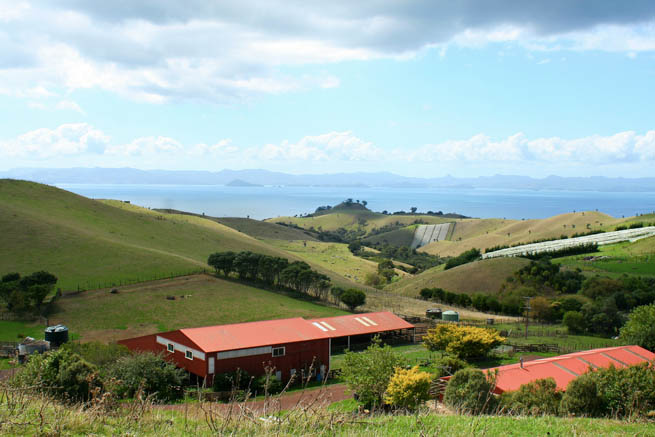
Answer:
[384,366,432,410]
[423,324,505,359]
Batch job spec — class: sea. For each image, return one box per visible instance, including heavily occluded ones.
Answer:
[54,184,655,221]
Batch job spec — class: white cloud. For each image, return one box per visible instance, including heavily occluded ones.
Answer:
[1,2,655,103]
[256,131,382,162]
[105,136,183,156]
[0,123,109,158]
[56,99,85,114]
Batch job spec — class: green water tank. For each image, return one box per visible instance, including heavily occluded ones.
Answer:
[442,311,459,322]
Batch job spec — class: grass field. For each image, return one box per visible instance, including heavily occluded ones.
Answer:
[420,211,624,257]
[212,217,318,241]
[387,257,530,297]
[0,320,46,342]
[555,236,655,278]
[48,274,348,343]
[363,225,417,247]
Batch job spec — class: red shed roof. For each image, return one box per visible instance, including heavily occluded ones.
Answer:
[309,312,414,338]
[160,312,414,353]
[477,345,655,393]
[179,317,330,353]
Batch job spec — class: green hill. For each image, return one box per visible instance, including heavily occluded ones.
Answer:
[363,225,417,247]
[214,217,318,241]
[49,274,348,343]
[387,257,530,297]
[0,180,309,291]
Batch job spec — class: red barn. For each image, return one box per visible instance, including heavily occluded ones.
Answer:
[440,345,655,395]
[118,311,414,385]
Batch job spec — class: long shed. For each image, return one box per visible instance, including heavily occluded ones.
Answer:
[118,311,414,385]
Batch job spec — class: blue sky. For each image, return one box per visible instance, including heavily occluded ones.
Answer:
[2,1,655,177]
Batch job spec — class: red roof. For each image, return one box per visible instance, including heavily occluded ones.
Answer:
[163,312,414,353]
[180,317,330,352]
[478,346,655,393]
[309,312,414,338]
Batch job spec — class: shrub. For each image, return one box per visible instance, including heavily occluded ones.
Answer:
[255,374,283,395]
[212,369,253,392]
[61,342,130,370]
[500,378,562,416]
[443,368,497,414]
[562,311,586,334]
[341,338,407,408]
[419,288,434,300]
[444,248,481,270]
[433,355,469,378]
[424,324,505,360]
[620,303,655,351]
[106,352,184,402]
[340,288,366,311]
[384,366,432,410]
[12,348,101,402]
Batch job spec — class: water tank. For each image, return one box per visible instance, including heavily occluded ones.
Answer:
[426,308,442,319]
[442,311,459,322]
[44,325,69,347]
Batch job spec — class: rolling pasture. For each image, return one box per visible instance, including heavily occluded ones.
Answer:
[48,274,348,343]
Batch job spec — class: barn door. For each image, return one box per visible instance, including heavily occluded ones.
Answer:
[208,357,215,374]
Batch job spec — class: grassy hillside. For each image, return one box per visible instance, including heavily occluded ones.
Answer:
[363,225,417,247]
[49,274,348,343]
[420,211,622,257]
[388,257,530,297]
[269,210,452,235]
[214,217,318,241]
[555,235,655,278]
[0,180,298,291]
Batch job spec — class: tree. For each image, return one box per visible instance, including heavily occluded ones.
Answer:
[341,339,406,408]
[500,378,561,416]
[106,352,185,402]
[563,311,586,334]
[620,303,655,350]
[207,251,236,276]
[340,288,366,311]
[424,324,505,360]
[410,207,418,214]
[384,366,432,410]
[0,271,57,313]
[330,286,345,304]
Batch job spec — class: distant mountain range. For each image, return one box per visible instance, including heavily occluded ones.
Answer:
[3,167,655,192]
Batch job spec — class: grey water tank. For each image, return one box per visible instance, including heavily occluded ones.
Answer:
[45,324,69,347]
[442,311,460,322]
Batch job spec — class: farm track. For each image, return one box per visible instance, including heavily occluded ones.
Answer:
[411,223,452,249]
[482,226,655,259]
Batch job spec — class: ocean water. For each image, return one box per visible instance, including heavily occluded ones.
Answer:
[56,184,655,221]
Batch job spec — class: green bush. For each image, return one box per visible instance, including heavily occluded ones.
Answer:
[106,352,184,402]
[12,348,101,402]
[560,364,655,418]
[255,374,283,395]
[444,248,481,270]
[212,369,253,392]
[443,368,497,415]
[340,288,366,311]
[620,303,655,351]
[500,378,561,416]
[562,311,586,334]
[433,355,469,378]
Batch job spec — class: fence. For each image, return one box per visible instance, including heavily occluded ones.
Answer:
[61,268,207,296]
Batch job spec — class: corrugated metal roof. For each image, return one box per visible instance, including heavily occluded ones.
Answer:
[482,345,655,393]
[309,312,414,338]
[180,317,331,353]
[175,312,414,353]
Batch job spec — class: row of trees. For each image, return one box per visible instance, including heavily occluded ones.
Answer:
[0,271,58,314]
[208,251,367,310]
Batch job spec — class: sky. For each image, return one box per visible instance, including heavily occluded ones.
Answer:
[1,0,655,178]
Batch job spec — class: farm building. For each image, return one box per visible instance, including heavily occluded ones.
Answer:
[441,345,655,394]
[118,311,414,385]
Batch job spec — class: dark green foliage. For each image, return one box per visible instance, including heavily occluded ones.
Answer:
[420,288,434,300]
[212,369,252,392]
[207,251,331,301]
[561,364,655,418]
[340,288,366,311]
[620,303,655,351]
[524,243,598,260]
[0,270,58,313]
[433,355,469,378]
[358,243,443,272]
[500,378,561,416]
[106,352,184,402]
[13,348,101,402]
[562,311,586,334]
[443,368,497,414]
[255,374,283,394]
[444,248,481,270]
[510,258,585,294]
